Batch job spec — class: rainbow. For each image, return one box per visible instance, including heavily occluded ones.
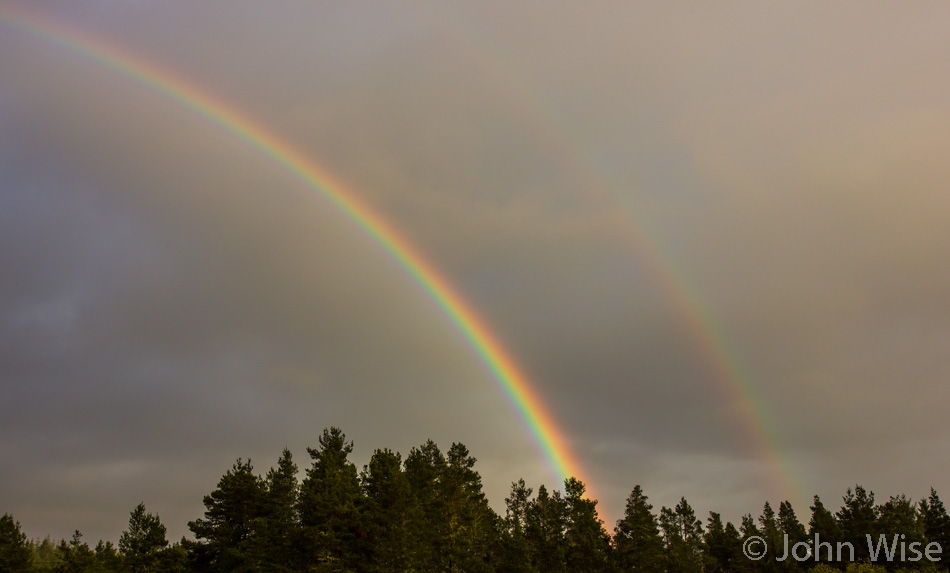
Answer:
[0,6,593,498]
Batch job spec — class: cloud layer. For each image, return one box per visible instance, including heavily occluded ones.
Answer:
[3,1,950,541]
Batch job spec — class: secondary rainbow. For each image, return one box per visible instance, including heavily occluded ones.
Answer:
[0,6,593,497]
[429,20,805,508]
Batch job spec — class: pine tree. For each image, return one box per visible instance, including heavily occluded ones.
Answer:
[298,427,367,571]
[739,513,761,572]
[613,485,664,572]
[563,477,612,571]
[404,439,448,570]
[836,485,877,562]
[525,484,569,572]
[119,503,168,572]
[876,493,925,561]
[659,498,704,572]
[439,442,499,572]
[55,531,96,573]
[0,513,32,572]
[361,448,419,571]
[920,487,950,566]
[156,541,189,573]
[740,513,759,539]
[776,501,806,572]
[249,448,299,570]
[29,536,60,571]
[94,539,122,572]
[809,495,843,565]
[705,512,743,573]
[758,502,786,572]
[499,479,535,572]
[777,501,806,546]
[187,458,266,571]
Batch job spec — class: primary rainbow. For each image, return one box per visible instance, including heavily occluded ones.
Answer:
[0,6,593,497]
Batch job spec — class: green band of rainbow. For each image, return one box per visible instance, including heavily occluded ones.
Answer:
[1,6,590,498]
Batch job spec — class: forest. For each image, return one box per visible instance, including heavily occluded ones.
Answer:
[2,427,948,572]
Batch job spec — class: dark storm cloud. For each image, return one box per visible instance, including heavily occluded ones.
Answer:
[3,0,950,541]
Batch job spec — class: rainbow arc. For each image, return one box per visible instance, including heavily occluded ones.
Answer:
[0,4,592,500]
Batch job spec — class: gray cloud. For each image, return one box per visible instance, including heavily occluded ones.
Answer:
[3,1,950,541]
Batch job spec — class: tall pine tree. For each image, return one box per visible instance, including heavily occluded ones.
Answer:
[659,498,704,573]
[776,501,806,572]
[119,503,168,573]
[251,448,299,570]
[438,442,499,572]
[758,501,787,572]
[809,495,844,565]
[920,488,950,564]
[499,479,535,572]
[876,494,925,560]
[704,512,744,573]
[187,458,266,571]
[298,427,366,571]
[404,439,448,570]
[361,448,418,571]
[525,484,569,572]
[0,513,32,572]
[836,485,877,562]
[613,485,664,572]
[55,531,97,573]
[563,477,612,571]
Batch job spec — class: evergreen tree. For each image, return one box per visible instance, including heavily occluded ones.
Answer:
[740,513,759,539]
[776,501,806,572]
[404,439,448,570]
[298,427,367,571]
[438,442,499,572]
[920,488,950,565]
[613,485,664,572]
[119,503,168,572]
[659,498,704,572]
[739,513,763,572]
[94,540,122,572]
[156,541,190,573]
[0,513,32,572]
[759,501,790,572]
[54,531,96,573]
[249,448,300,570]
[499,479,535,572]
[563,477,612,571]
[704,512,728,572]
[361,448,418,571]
[705,512,744,573]
[725,521,749,572]
[30,535,61,571]
[836,485,877,562]
[809,495,844,565]
[187,458,266,571]
[777,501,807,547]
[525,484,569,572]
[877,494,924,544]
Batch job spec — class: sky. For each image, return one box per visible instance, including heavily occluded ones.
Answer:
[3,1,950,543]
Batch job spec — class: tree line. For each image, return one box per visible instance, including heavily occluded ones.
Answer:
[2,427,949,572]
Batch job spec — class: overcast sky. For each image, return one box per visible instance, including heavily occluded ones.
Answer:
[3,1,950,542]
